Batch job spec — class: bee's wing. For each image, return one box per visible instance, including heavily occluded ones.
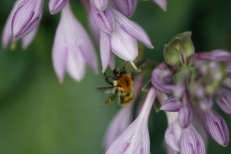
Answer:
[97,86,117,94]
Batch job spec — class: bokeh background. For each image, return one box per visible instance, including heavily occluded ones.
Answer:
[0,0,231,153]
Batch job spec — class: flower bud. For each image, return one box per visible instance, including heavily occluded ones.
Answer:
[112,0,137,17]
[91,4,116,34]
[164,31,194,66]
[178,94,192,128]
[180,125,206,154]
[205,109,229,146]
[160,96,181,112]
[215,89,231,115]
[49,0,68,14]
[12,0,44,38]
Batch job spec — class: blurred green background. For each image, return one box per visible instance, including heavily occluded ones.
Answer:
[0,0,231,153]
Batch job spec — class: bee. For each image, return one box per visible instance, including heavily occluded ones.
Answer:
[98,61,142,108]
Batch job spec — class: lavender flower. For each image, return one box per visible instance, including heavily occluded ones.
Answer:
[90,2,153,72]
[180,125,206,154]
[2,0,38,49]
[52,3,98,82]
[112,0,137,17]
[12,0,44,38]
[205,109,229,146]
[49,0,68,14]
[105,87,156,154]
[102,75,143,150]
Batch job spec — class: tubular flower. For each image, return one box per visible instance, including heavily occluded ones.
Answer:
[102,75,143,151]
[49,0,68,14]
[2,0,38,49]
[149,31,231,153]
[12,0,44,38]
[52,3,98,82]
[90,1,153,72]
[105,87,156,154]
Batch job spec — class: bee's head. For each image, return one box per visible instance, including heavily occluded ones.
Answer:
[113,69,124,78]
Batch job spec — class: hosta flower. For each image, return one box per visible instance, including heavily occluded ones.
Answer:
[180,125,206,154]
[12,0,44,38]
[2,0,38,49]
[102,75,143,150]
[112,0,137,17]
[150,32,231,153]
[49,0,68,14]
[106,87,156,154]
[205,109,229,146]
[52,3,98,82]
[91,2,153,72]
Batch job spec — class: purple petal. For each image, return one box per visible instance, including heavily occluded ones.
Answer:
[165,122,182,152]
[110,23,138,61]
[66,3,98,73]
[113,8,154,49]
[109,52,115,70]
[49,0,68,14]
[180,125,206,154]
[2,1,21,48]
[153,0,167,11]
[12,0,44,38]
[161,96,181,112]
[223,77,231,89]
[52,16,67,82]
[193,49,231,62]
[151,62,174,93]
[112,0,137,17]
[198,96,213,111]
[91,4,116,34]
[100,31,111,72]
[205,109,229,146]
[178,103,192,128]
[216,89,231,114]
[91,0,108,11]
[22,26,38,49]
[88,12,100,43]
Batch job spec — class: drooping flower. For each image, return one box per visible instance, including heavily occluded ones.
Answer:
[90,2,153,72]
[112,0,137,17]
[49,0,69,14]
[105,87,156,154]
[52,2,98,82]
[2,0,38,50]
[12,0,44,38]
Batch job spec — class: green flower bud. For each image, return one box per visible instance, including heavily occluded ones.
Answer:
[164,31,195,66]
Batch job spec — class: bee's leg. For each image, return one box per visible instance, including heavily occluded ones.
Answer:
[131,69,141,80]
[99,90,118,108]
[104,72,114,85]
[122,61,128,74]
